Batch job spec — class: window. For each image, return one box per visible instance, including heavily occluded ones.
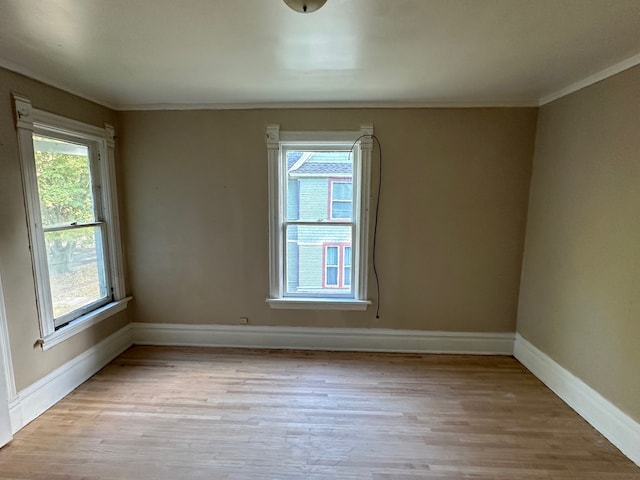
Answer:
[266,124,373,310]
[33,134,110,326]
[325,246,340,287]
[344,246,352,287]
[329,179,353,220]
[13,94,128,349]
[323,244,351,289]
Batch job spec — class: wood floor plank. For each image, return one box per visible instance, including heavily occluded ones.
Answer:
[0,346,638,479]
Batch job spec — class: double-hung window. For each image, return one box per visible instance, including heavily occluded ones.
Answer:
[13,94,128,349]
[323,244,352,289]
[329,179,353,220]
[266,125,373,310]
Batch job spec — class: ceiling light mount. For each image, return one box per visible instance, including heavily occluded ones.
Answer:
[283,0,327,14]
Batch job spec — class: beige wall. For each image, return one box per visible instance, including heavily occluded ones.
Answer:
[0,67,129,391]
[119,108,537,332]
[517,65,640,421]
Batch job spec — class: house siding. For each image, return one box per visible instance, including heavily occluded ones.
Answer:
[287,175,351,294]
[297,178,329,221]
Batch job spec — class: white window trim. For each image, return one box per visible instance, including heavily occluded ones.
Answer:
[13,93,129,350]
[265,124,373,311]
[267,297,370,311]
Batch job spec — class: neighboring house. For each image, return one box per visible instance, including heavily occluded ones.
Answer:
[286,151,353,295]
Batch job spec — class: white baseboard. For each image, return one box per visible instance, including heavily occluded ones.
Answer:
[9,324,132,434]
[514,333,640,467]
[131,322,515,355]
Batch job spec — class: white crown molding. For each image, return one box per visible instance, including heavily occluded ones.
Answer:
[114,99,539,111]
[9,324,132,434]
[514,333,640,467]
[539,52,640,106]
[131,323,515,355]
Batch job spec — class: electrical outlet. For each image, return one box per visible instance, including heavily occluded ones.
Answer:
[239,317,249,325]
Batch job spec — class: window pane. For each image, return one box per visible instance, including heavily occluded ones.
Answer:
[284,224,351,296]
[326,246,338,265]
[343,246,352,286]
[330,180,352,220]
[332,182,352,201]
[326,267,338,286]
[45,226,108,321]
[331,201,352,219]
[33,135,95,227]
[286,150,352,222]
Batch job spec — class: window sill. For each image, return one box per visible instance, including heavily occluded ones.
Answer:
[36,296,132,351]
[266,297,370,311]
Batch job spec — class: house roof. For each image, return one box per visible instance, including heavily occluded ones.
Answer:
[287,151,304,170]
[288,151,352,177]
[291,162,352,176]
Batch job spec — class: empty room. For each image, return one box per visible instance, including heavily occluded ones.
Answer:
[0,0,639,478]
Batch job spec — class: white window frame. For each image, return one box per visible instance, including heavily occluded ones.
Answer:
[13,94,130,350]
[265,124,373,311]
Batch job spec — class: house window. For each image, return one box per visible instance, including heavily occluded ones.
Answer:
[329,179,353,220]
[265,124,373,310]
[344,246,352,287]
[33,134,110,325]
[325,246,339,287]
[323,244,351,288]
[13,94,128,349]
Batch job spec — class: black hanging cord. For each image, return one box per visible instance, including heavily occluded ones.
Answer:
[350,134,383,318]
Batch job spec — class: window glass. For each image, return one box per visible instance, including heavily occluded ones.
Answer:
[331,201,352,219]
[326,246,339,264]
[33,135,95,227]
[326,246,339,286]
[286,150,352,222]
[344,246,352,286]
[32,133,110,327]
[330,181,352,220]
[332,183,352,200]
[284,225,351,295]
[45,227,108,318]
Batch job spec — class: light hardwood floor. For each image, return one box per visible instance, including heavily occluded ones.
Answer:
[0,346,638,479]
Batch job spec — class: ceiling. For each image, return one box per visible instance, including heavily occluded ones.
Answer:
[1,0,640,110]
